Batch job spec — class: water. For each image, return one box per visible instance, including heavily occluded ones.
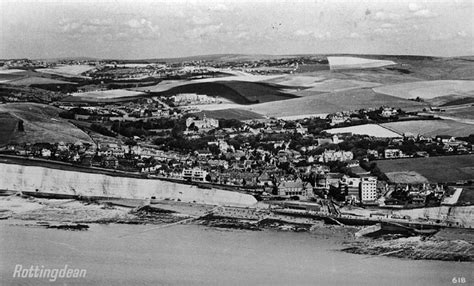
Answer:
[0,221,472,286]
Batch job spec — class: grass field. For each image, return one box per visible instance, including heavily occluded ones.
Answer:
[373,80,474,100]
[376,154,474,183]
[7,76,76,86]
[246,89,427,118]
[328,56,396,70]
[0,113,20,146]
[0,103,93,144]
[385,171,429,184]
[325,124,402,138]
[62,89,146,103]
[436,106,474,121]
[36,64,95,77]
[382,119,474,137]
[71,89,143,99]
[191,108,265,121]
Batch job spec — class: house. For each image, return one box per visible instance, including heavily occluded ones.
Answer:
[182,167,208,181]
[384,148,405,159]
[380,107,398,118]
[327,113,348,126]
[436,135,455,144]
[276,178,313,199]
[101,155,118,168]
[41,148,52,158]
[367,149,380,159]
[186,115,219,130]
[320,150,353,162]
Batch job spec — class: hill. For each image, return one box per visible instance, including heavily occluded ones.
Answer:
[155,81,297,104]
[0,103,93,144]
[246,89,428,118]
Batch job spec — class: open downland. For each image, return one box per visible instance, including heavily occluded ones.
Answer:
[246,89,427,118]
[155,81,297,104]
[0,103,93,144]
[381,120,474,137]
[373,80,474,100]
[376,155,474,183]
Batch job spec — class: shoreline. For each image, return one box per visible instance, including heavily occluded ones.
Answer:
[1,194,472,262]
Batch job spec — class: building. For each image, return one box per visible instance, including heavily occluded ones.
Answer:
[360,177,378,202]
[384,148,405,159]
[320,150,354,163]
[276,178,313,199]
[182,167,208,182]
[186,115,219,130]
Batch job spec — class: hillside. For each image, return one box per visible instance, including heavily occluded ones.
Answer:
[156,81,297,104]
[0,103,93,144]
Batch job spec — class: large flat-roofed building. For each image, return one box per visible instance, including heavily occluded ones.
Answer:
[360,176,377,202]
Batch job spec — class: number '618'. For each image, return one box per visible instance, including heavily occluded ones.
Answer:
[452,277,466,284]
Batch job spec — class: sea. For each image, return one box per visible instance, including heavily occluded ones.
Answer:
[0,221,472,286]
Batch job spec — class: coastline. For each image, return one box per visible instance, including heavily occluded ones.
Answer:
[1,194,472,262]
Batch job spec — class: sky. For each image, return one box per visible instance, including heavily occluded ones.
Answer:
[1,0,473,59]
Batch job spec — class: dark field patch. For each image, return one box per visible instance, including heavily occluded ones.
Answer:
[376,155,474,183]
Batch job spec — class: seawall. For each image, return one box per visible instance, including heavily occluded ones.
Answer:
[0,162,257,207]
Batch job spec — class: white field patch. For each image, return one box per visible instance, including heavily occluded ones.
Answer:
[134,80,188,92]
[298,79,381,93]
[71,89,144,99]
[325,124,403,138]
[381,120,474,137]
[373,80,474,99]
[36,64,95,77]
[0,69,26,74]
[328,56,396,70]
[269,75,327,87]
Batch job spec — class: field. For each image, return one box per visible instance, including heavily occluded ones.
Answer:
[328,56,396,70]
[373,80,474,100]
[382,119,474,137]
[36,64,95,77]
[385,171,429,184]
[0,69,28,83]
[435,106,474,121]
[0,113,21,146]
[324,124,402,138]
[246,89,427,118]
[294,79,381,94]
[191,109,265,121]
[7,76,76,86]
[375,154,474,183]
[62,89,145,103]
[0,103,93,144]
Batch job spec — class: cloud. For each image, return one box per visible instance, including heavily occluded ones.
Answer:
[209,3,229,11]
[191,15,213,25]
[294,29,313,37]
[408,3,422,12]
[294,29,331,39]
[381,23,394,29]
[373,11,402,21]
[413,9,438,18]
[457,30,468,37]
[59,17,159,41]
[349,32,362,38]
[185,23,223,39]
